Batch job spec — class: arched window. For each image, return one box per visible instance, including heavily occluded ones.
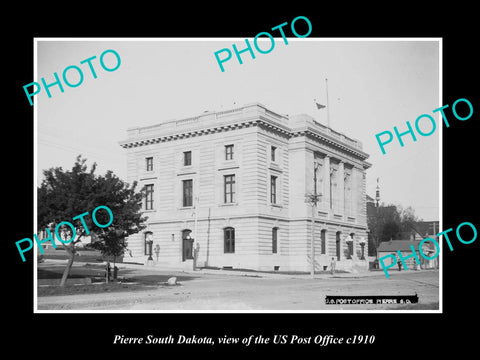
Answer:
[272,227,278,254]
[321,229,326,255]
[224,227,235,253]
[182,229,193,261]
[348,233,355,259]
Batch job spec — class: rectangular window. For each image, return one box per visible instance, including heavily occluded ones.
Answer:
[184,151,192,166]
[270,175,277,204]
[183,179,193,207]
[224,227,235,253]
[145,184,154,210]
[272,228,278,254]
[271,146,276,162]
[224,174,236,203]
[321,230,326,255]
[146,157,153,171]
[225,144,234,160]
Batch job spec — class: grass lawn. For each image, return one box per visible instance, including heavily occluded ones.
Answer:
[37,281,156,297]
[37,262,198,297]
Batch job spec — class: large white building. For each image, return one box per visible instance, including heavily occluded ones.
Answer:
[119,103,371,272]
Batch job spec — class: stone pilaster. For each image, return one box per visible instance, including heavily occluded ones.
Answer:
[337,160,344,215]
[323,155,331,212]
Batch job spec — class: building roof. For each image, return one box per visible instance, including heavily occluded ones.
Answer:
[377,239,436,253]
[119,103,369,161]
[413,221,440,237]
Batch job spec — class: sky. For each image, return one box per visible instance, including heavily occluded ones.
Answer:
[36,38,440,221]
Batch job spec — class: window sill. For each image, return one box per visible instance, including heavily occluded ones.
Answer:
[139,174,157,181]
[268,163,282,172]
[270,203,283,208]
[217,162,239,171]
[219,202,238,207]
[177,167,196,176]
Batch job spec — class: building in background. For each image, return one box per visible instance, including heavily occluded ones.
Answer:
[119,103,371,272]
[377,239,438,270]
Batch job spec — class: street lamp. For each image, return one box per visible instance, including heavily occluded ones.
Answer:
[306,161,322,278]
[185,234,199,271]
[359,236,366,260]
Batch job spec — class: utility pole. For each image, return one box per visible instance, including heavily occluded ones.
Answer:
[308,162,321,278]
[193,195,199,271]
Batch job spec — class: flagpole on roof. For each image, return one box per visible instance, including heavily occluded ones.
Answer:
[325,78,330,128]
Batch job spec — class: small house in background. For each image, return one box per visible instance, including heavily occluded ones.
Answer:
[36,228,95,249]
[377,239,438,270]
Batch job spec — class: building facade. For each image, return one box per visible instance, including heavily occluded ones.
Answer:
[119,103,371,272]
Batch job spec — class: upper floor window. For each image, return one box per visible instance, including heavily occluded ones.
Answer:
[145,184,154,210]
[224,174,236,203]
[146,157,153,171]
[183,151,192,166]
[225,144,234,160]
[271,146,277,162]
[183,179,193,207]
[270,175,277,204]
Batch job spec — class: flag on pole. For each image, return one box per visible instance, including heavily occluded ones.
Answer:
[315,102,326,109]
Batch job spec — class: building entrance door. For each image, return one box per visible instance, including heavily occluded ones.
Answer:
[347,242,354,259]
[182,229,193,262]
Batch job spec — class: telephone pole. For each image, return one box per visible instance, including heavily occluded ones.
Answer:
[193,195,199,271]
[307,162,321,278]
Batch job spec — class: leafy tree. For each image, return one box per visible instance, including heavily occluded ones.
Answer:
[88,170,147,281]
[37,155,146,286]
[367,203,421,256]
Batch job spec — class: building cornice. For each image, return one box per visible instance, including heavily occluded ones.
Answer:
[293,129,369,161]
[119,103,370,163]
[119,119,260,149]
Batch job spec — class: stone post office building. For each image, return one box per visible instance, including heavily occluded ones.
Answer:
[119,103,371,272]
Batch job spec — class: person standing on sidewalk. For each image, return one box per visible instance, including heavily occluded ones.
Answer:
[330,257,336,275]
[396,253,402,271]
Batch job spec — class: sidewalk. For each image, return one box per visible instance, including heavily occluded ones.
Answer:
[41,258,436,280]
[113,260,386,279]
